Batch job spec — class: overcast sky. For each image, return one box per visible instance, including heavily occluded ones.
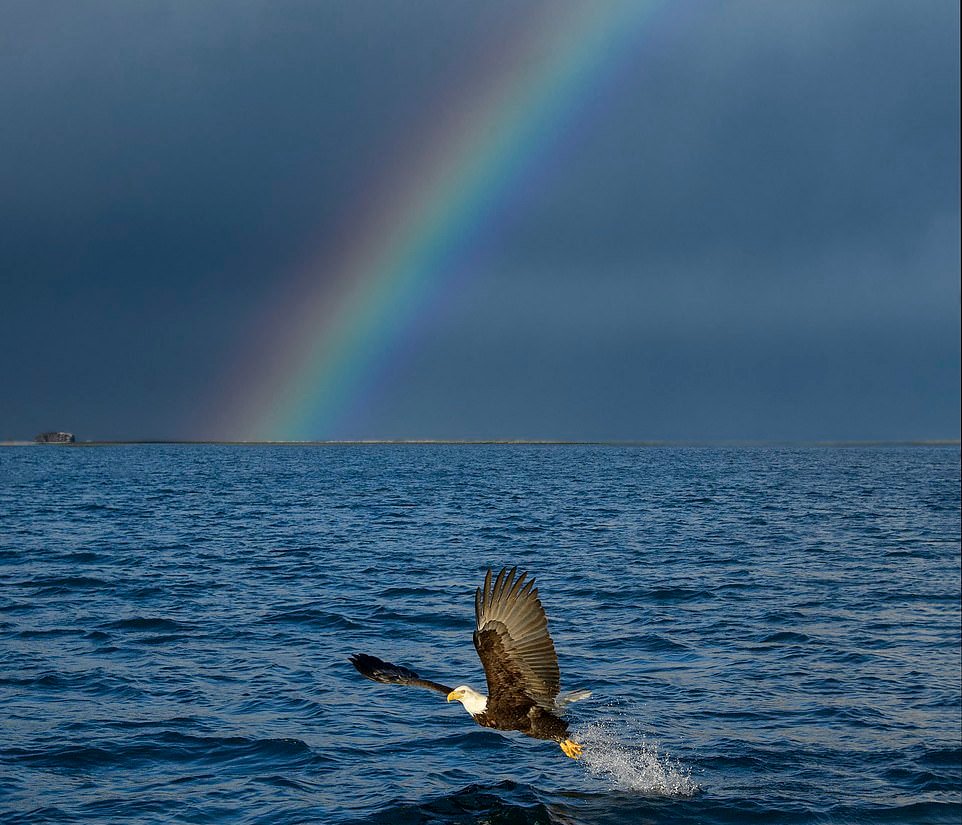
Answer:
[1,0,958,441]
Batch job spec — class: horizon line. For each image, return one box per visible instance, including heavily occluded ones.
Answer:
[2,438,959,448]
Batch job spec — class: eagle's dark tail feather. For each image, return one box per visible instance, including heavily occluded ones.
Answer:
[349,653,453,696]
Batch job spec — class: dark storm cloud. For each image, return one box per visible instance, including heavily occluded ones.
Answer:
[0,1,958,440]
[0,1,503,260]
[0,0,510,438]
[496,2,959,266]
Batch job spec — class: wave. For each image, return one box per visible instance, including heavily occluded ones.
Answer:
[645,587,715,604]
[4,732,313,771]
[100,617,194,632]
[58,550,100,562]
[366,605,462,628]
[25,575,109,594]
[0,670,143,698]
[259,607,362,630]
[14,627,86,639]
[351,781,553,825]
[758,630,811,644]
[352,777,707,825]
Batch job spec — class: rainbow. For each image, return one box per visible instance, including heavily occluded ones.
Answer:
[219,1,660,441]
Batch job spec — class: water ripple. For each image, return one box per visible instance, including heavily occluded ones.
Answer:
[0,444,959,825]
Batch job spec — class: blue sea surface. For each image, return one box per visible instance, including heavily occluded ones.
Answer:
[1,444,959,824]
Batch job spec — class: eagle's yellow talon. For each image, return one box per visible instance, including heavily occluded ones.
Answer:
[560,738,583,758]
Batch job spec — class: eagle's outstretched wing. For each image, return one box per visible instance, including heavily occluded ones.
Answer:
[473,567,561,710]
[349,653,453,696]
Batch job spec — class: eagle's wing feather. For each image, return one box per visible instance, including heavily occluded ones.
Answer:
[349,653,453,696]
[473,566,561,710]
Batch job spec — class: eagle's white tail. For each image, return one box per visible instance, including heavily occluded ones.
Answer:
[556,688,592,708]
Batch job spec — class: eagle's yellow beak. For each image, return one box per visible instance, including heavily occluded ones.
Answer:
[447,689,463,702]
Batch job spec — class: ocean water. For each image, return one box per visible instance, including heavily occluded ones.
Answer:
[0,444,959,825]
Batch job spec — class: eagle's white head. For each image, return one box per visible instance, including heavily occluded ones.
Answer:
[447,685,488,716]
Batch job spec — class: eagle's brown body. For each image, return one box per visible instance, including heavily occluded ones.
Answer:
[472,702,569,741]
[350,567,583,757]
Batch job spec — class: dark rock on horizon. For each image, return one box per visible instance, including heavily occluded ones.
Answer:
[35,431,75,443]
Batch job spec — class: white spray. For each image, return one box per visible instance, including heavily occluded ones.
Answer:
[574,719,698,796]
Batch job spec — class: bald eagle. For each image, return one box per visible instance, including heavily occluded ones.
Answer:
[350,566,587,758]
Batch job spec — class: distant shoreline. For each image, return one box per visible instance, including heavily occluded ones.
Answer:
[2,439,959,448]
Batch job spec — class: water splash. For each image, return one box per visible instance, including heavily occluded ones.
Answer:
[575,720,698,796]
